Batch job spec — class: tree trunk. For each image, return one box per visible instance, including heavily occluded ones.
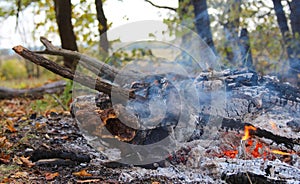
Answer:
[95,0,109,55]
[191,0,216,54]
[239,28,253,69]
[289,0,300,75]
[272,0,300,78]
[223,0,241,65]
[54,0,78,72]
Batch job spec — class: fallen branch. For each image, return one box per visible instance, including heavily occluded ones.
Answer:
[36,37,120,81]
[144,0,177,11]
[0,80,66,99]
[12,45,135,99]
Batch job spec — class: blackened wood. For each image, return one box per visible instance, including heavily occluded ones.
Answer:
[245,123,300,149]
[30,149,91,163]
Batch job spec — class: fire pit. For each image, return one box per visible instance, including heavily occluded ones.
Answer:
[71,69,300,183]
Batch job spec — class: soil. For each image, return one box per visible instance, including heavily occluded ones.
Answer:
[0,98,183,183]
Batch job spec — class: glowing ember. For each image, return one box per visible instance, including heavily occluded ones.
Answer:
[251,142,263,158]
[223,150,238,158]
[270,150,291,156]
[242,125,257,141]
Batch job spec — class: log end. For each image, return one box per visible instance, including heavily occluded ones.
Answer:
[12,45,24,54]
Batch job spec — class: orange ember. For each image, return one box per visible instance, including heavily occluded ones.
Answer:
[242,125,257,141]
[270,150,291,156]
[251,142,263,158]
[223,150,238,158]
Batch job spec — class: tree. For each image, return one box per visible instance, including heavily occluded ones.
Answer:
[223,0,241,65]
[272,0,300,81]
[239,28,253,68]
[191,0,216,54]
[289,0,300,75]
[54,0,78,72]
[95,0,109,54]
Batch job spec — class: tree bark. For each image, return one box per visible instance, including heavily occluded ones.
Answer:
[290,1,300,39]
[191,0,216,54]
[223,0,242,65]
[239,28,253,69]
[95,0,109,54]
[289,0,300,74]
[272,0,300,78]
[54,0,78,71]
[0,80,66,99]
[12,45,135,99]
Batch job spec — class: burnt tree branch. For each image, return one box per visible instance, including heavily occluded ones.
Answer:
[12,45,135,99]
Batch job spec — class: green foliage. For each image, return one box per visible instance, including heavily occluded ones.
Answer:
[30,98,50,113]
[0,0,297,77]
[107,47,154,67]
[0,59,27,80]
[60,79,73,108]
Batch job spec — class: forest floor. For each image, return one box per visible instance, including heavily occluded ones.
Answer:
[0,98,175,183]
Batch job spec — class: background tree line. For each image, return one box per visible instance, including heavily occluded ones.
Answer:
[0,0,299,84]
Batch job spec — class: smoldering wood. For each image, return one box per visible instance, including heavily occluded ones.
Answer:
[0,80,66,99]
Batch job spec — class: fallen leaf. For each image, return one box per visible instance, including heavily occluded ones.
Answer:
[15,110,26,116]
[20,156,35,168]
[6,120,17,133]
[20,116,27,121]
[0,136,12,148]
[76,179,101,183]
[45,172,59,181]
[13,156,23,165]
[0,152,10,164]
[0,136,7,147]
[1,177,10,183]
[35,122,46,129]
[72,169,92,177]
[12,171,29,179]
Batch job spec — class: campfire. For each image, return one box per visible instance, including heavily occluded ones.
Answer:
[72,69,300,183]
[220,124,294,160]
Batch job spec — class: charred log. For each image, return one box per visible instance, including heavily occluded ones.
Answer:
[30,148,91,163]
